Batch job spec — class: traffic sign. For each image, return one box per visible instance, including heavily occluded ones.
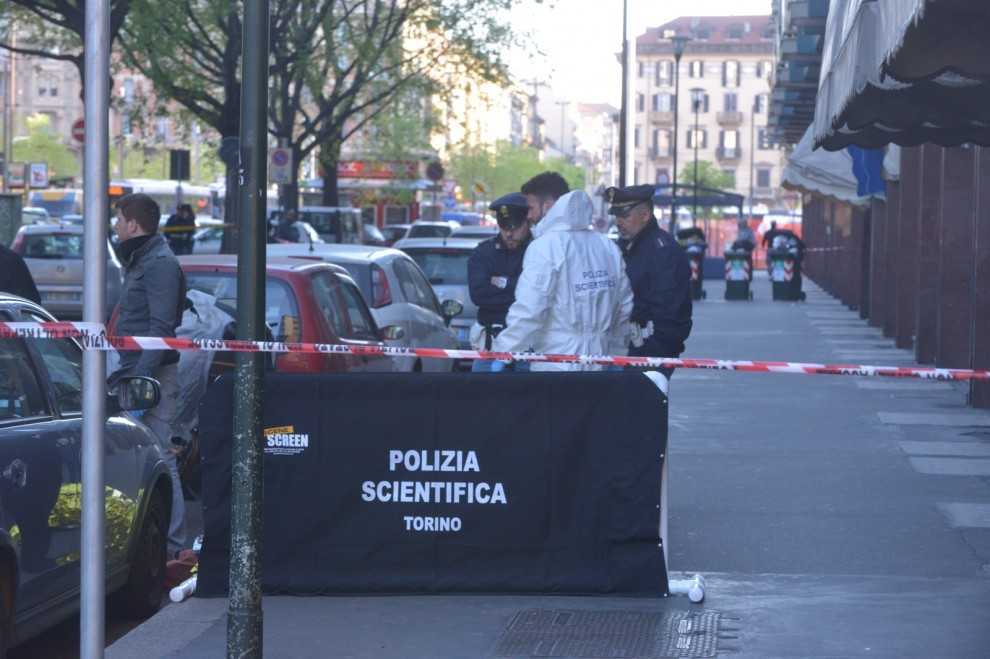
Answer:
[270,148,293,184]
[72,119,85,143]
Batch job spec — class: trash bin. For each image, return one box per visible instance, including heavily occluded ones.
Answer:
[677,228,708,301]
[724,241,754,301]
[768,239,806,301]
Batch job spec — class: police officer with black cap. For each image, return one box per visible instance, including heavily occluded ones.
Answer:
[467,192,532,372]
[607,185,692,375]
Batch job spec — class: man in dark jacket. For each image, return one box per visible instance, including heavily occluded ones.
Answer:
[608,184,692,378]
[164,203,197,255]
[467,193,531,372]
[111,192,187,557]
[0,244,41,303]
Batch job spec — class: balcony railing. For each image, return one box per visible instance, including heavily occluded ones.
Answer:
[649,111,675,125]
[717,146,741,160]
[716,111,743,125]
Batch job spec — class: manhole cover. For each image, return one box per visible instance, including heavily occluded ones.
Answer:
[493,609,722,658]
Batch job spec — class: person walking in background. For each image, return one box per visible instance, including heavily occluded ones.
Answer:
[164,203,197,255]
[110,193,187,558]
[468,193,532,372]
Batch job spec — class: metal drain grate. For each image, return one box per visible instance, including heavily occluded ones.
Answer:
[493,609,722,658]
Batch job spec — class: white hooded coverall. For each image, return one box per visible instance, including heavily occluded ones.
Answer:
[492,190,633,371]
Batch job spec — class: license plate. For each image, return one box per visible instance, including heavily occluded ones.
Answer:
[43,292,80,302]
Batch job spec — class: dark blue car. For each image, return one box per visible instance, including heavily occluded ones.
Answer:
[0,294,172,653]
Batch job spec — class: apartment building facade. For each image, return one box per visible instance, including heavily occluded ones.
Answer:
[634,15,787,208]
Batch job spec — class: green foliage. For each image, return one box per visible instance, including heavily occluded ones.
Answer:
[448,141,585,201]
[12,114,79,179]
[678,160,734,192]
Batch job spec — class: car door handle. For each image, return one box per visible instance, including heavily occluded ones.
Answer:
[2,459,28,488]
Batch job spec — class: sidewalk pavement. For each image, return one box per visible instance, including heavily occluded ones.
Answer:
[108,276,990,658]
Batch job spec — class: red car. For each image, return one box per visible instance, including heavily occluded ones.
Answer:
[177,256,398,373]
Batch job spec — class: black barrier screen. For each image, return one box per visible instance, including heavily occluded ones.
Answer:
[197,372,668,596]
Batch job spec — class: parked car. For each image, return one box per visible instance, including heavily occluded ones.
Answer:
[380,224,411,246]
[393,237,480,351]
[451,225,498,241]
[0,293,174,651]
[20,208,51,226]
[179,256,399,374]
[362,223,389,247]
[10,224,123,320]
[405,221,460,240]
[441,211,489,226]
[298,206,363,244]
[59,214,84,225]
[267,244,462,372]
[189,219,228,254]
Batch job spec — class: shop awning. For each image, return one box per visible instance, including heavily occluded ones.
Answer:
[813,0,990,151]
[783,125,867,204]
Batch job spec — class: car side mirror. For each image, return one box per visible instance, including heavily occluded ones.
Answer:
[379,325,405,341]
[109,376,161,415]
[440,299,463,326]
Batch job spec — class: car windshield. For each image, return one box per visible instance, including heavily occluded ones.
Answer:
[184,273,300,341]
[382,226,407,242]
[363,224,385,242]
[403,249,470,285]
[407,224,451,239]
[334,263,372,301]
[20,233,83,259]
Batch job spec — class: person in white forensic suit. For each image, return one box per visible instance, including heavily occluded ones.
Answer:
[492,187,633,371]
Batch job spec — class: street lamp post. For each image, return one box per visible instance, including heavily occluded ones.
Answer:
[669,34,690,226]
[750,97,758,221]
[691,88,704,227]
[556,100,569,159]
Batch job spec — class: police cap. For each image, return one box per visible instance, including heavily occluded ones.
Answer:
[489,192,528,229]
[606,184,656,215]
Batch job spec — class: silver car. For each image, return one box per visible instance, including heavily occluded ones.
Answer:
[11,224,123,320]
[405,221,461,239]
[266,243,461,372]
[392,237,481,351]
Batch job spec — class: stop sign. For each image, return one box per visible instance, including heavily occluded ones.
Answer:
[72,119,85,143]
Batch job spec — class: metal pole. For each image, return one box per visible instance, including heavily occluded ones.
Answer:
[618,0,628,187]
[671,53,681,224]
[2,21,15,194]
[81,0,109,657]
[227,0,268,656]
[692,99,699,226]
[749,98,756,221]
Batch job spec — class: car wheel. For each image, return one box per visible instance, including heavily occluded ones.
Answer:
[116,489,167,619]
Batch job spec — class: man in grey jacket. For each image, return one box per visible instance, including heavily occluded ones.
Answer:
[111,193,187,557]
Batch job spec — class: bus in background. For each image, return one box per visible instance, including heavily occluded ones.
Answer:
[123,179,214,217]
[28,189,83,220]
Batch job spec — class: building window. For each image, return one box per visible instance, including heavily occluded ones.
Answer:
[637,94,645,112]
[656,60,673,86]
[656,168,670,185]
[651,128,659,150]
[756,60,772,79]
[638,61,645,78]
[634,126,640,148]
[721,130,739,150]
[691,92,709,113]
[654,93,673,112]
[756,167,772,189]
[758,127,771,150]
[727,23,744,40]
[659,130,672,156]
[689,61,704,78]
[122,116,132,137]
[122,78,135,104]
[722,169,736,188]
[634,164,641,185]
[723,61,740,88]
[687,129,707,149]
[724,92,738,112]
[753,94,767,113]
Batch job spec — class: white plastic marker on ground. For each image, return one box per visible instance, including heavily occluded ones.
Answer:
[169,575,198,603]
[2,322,989,382]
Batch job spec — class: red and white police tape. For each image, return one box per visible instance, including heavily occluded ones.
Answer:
[2,321,988,382]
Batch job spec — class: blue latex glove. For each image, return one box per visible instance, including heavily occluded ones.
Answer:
[490,360,511,373]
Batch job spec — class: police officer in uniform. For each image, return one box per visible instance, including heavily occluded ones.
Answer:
[607,185,692,377]
[467,193,532,372]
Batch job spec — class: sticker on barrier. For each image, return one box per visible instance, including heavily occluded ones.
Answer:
[1,321,988,382]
